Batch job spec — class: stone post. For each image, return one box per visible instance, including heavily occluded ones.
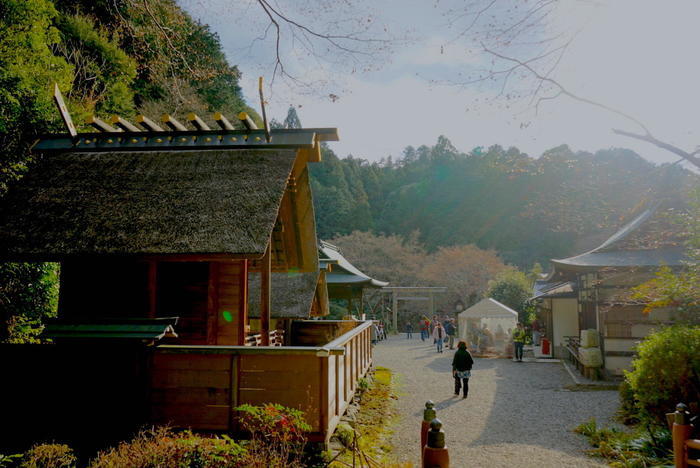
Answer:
[423,418,449,468]
[421,400,436,461]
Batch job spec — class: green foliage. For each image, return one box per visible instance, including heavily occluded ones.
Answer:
[574,418,673,467]
[623,325,700,424]
[486,269,532,320]
[90,428,245,468]
[55,13,137,116]
[20,444,76,468]
[0,453,22,467]
[0,0,74,193]
[0,263,59,341]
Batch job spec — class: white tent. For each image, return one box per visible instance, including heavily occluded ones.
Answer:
[458,298,518,355]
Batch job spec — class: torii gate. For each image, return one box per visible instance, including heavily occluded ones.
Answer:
[381,287,448,332]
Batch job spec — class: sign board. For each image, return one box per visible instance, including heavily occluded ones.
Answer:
[53,83,77,137]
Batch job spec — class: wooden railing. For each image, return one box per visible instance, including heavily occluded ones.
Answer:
[244,329,284,346]
[150,320,373,442]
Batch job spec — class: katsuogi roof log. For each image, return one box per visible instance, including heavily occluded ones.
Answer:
[0,149,297,259]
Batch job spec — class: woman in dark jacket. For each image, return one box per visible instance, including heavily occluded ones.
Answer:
[452,340,474,398]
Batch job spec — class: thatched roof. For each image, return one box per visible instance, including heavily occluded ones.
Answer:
[0,149,297,258]
[248,271,320,318]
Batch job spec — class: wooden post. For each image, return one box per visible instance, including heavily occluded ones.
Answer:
[260,240,271,346]
[238,260,248,346]
[423,418,449,468]
[421,401,436,460]
[673,403,692,468]
[207,262,220,344]
[147,261,157,318]
[392,291,398,333]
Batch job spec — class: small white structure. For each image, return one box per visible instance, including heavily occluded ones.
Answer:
[458,298,518,355]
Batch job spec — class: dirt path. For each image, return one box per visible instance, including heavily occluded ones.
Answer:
[373,334,619,467]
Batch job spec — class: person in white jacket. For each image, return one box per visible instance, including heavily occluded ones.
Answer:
[432,322,446,353]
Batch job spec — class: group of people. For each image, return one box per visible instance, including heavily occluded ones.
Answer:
[370,321,387,345]
[406,315,458,353]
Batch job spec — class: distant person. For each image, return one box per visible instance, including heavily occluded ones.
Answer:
[371,322,378,345]
[445,319,457,349]
[452,340,474,399]
[405,322,413,339]
[432,322,446,353]
[420,317,430,341]
[513,322,526,362]
[531,317,541,346]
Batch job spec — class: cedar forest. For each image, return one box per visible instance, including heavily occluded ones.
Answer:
[0,0,697,337]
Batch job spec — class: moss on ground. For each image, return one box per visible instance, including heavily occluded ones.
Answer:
[329,366,411,467]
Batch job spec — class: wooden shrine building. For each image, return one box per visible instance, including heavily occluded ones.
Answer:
[319,240,388,315]
[0,113,372,451]
[539,199,689,376]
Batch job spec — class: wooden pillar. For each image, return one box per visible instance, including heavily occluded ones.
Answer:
[147,261,157,318]
[238,260,248,346]
[207,262,220,344]
[392,291,398,332]
[261,241,271,346]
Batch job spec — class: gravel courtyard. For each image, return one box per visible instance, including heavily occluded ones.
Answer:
[374,334,620,467]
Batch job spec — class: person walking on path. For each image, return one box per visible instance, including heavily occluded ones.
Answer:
[445,319,457,349]
[432,322,446,353]
[420,317,429,341]
[452,340,474,398]
[512,322,526,362]
[405,322,413,339]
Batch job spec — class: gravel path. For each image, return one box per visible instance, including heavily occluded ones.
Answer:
[374,334,620,467]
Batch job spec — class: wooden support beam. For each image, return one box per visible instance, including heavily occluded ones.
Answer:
[187,112,211,131]
[85,116,119,133]
[213,112,235,130]
[260,240,271,346]
[136,114,164,132]
[392,291,398,332]
[109,115,141,132]
[237,112,258,130]
[161,114,188,131]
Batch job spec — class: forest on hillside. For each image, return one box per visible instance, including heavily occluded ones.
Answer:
[310,135,697,268]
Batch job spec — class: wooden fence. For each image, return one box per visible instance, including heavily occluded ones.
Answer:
[151,320,373,442]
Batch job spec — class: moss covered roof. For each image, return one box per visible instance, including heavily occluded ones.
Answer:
[248,271,320,318]
[0,149,297,258]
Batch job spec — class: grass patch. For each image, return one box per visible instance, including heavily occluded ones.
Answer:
[329,366,409,468]
[574,418,673,467]
[563,384,620,392]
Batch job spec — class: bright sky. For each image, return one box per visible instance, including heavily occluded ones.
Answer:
[180,0,700,166]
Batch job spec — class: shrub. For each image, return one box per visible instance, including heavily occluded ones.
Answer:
[89,427,245,468]
[235,403,310,468]
[20,444,75,468]
[623,325,700,424]
[574,418,673,467]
